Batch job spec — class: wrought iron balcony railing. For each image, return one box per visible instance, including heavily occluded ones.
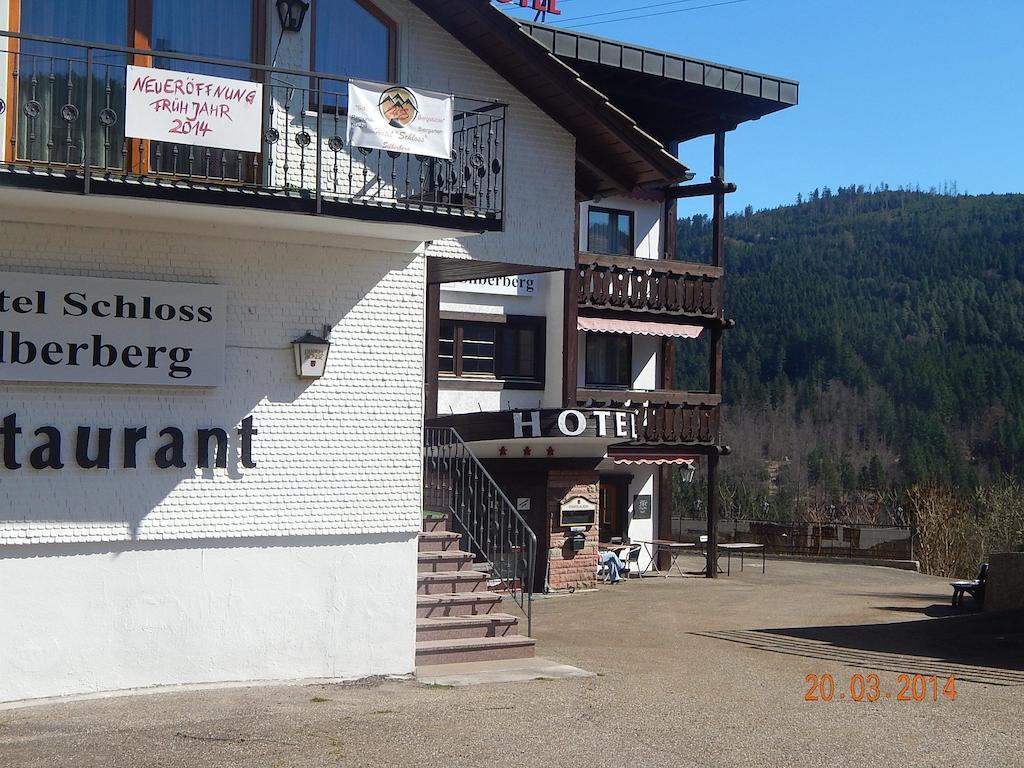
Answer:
[0,31,506,230]
[577,388,721,446]
[577,252,723,319]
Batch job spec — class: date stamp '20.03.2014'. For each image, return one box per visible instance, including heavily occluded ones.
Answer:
[804,673,958,703]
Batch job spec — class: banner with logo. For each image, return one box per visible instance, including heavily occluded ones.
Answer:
[125,65,263,152]
[347,80,454,160]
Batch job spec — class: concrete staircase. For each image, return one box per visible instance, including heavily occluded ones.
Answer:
[416,512,535,666]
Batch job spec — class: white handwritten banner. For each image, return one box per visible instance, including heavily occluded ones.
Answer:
[347,80,453,160]
[125,65,263,153]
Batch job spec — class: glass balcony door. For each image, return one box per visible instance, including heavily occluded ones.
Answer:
[8,0,262,180]
[143,0,261,181]
[13,0,129,169]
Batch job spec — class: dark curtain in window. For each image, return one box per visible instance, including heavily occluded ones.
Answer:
[586,333,631,388]
[315,0,391,84]
[16,0,128,167]
[151,0,253,77]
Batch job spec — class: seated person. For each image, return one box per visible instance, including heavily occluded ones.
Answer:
[598,549,626,584]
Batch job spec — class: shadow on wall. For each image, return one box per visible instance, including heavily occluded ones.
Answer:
[0,253,419,545]
[0,532,415,560]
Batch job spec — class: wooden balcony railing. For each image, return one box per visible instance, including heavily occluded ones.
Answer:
[577,389,720,446]
[577,253,723,319]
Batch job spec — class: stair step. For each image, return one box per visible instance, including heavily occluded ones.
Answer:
[422,513,450,533]
[415,636,536,666]
[416,614,521,641]
[418,531,462,552]
[417,570,488,595]
[417,592,502,618]
[418,551,475,572]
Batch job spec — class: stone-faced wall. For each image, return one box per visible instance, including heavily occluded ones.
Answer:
[984,552,1024,612]
[546,470,600,591]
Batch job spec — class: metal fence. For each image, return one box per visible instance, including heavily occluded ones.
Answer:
[1,30,506,219]
[672,518,915,561]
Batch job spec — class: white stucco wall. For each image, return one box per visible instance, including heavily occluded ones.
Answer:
[631,335,661,390]
[0,201,424,701]
[579,196,663,259]
[626,466,657,571]
[0,215,424,545]
[0,535,416,703]
[437,384,546,416]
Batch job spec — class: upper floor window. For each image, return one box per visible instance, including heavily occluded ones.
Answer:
[440,317,545,388]
[587,206,634,256]
[585,333,631,389]
[150,0,258,78]
[9,0,261,170]
[313,0,396,84]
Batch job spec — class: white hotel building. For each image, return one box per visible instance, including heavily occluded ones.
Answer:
[0,0,795,702]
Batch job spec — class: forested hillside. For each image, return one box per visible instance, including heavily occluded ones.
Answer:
[674,188,1024,521]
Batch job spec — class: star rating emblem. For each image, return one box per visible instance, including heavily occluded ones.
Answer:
[522,446,532,456]
[546,446,555,456]
[498,446,507,456]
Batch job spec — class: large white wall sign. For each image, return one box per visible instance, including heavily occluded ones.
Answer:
[125,65,263,152]
[0,271,225,387]
[347,80,453,160]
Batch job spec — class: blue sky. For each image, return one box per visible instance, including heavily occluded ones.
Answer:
[496,0,1024,214]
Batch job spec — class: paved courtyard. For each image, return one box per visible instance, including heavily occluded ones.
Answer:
[2,555,1022,767]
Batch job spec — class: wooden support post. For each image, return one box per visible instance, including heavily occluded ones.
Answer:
[424,281,441,420]
[707,451,720,578]
[562,267,579,408]
[711,130,726,269]
[564,201,581,409]
[706,130,726,577]
[659,142,680,561]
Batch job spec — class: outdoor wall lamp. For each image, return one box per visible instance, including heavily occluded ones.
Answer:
[681,463,697,483]
[276,0,310,33]
[292,328,332,379]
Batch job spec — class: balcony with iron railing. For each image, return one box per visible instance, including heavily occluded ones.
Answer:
[0,31,506,231]
[577,251,723,320]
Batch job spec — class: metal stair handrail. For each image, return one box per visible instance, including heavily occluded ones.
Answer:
[424,427,536,635]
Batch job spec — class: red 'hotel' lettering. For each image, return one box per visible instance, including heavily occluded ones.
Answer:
[493,0,560,13]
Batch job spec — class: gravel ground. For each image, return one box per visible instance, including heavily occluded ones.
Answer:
[2,556,1022,768]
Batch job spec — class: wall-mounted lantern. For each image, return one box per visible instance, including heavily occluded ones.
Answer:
[292,331,331,379]
[276,0,310,33]
[681,462,697,483]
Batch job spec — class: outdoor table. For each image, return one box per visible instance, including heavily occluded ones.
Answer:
[718,543,766,575]
[631,539,696,578]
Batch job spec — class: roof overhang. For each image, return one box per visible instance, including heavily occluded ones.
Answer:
[520,22,799,145]
[409,1,689,196]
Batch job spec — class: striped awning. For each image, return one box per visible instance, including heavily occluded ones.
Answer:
[578,316,703,338]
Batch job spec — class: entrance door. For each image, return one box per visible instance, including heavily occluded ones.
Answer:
[599,477,629,543]
[484,466,548,595]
